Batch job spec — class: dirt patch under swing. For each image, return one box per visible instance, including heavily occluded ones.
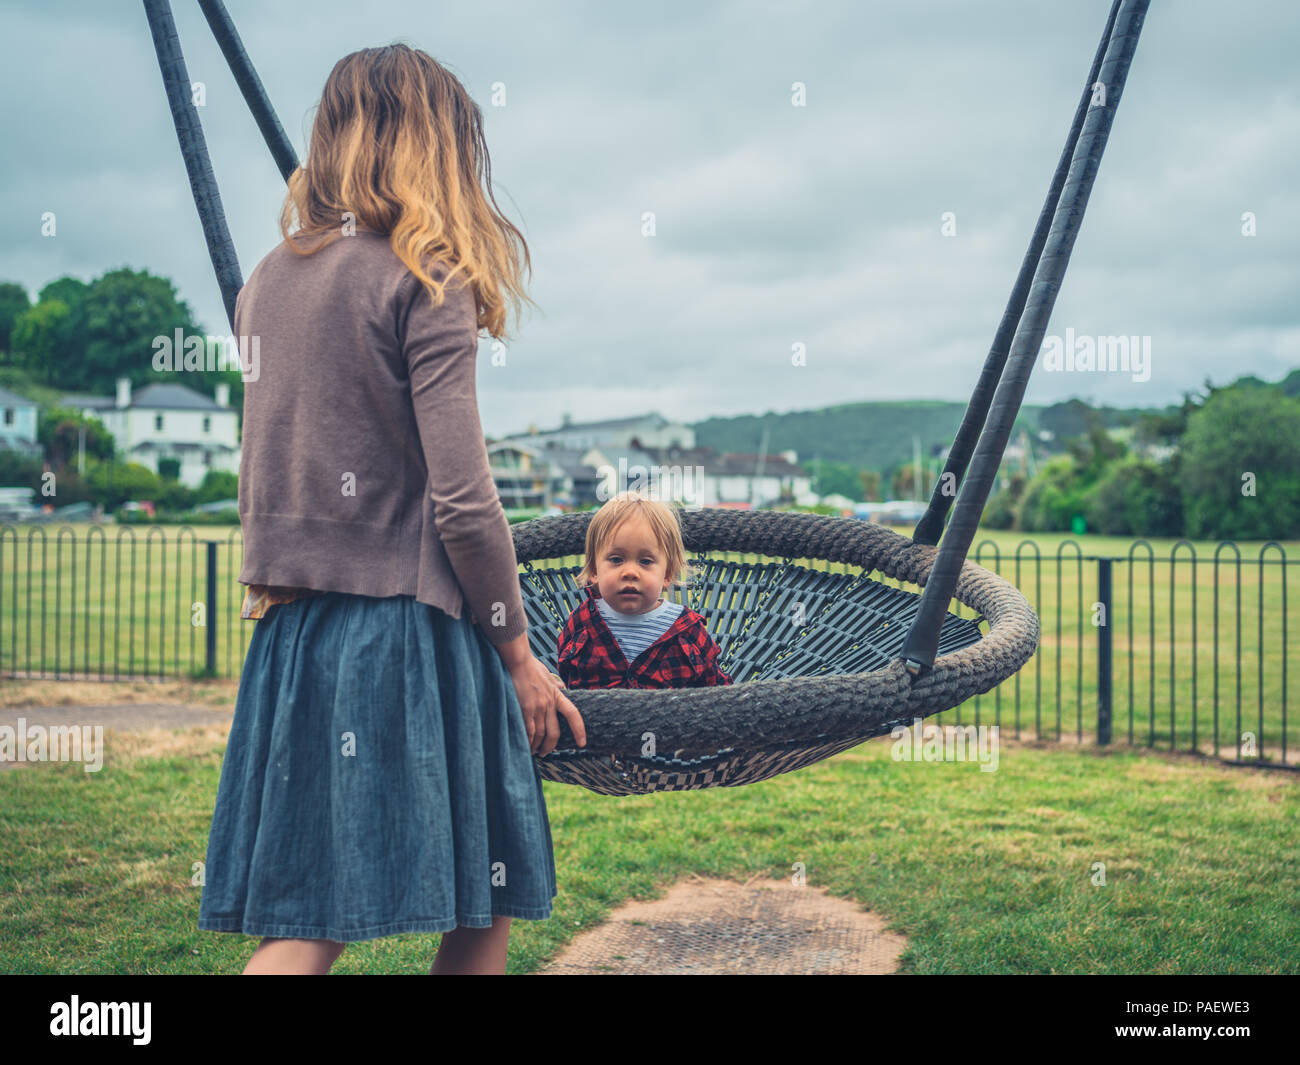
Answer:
[536,872,908,975]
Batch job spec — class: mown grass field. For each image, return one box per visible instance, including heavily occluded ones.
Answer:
[0,727,1295,974]
[3,520,1293,762]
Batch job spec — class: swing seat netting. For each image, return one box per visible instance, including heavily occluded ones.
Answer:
[144,0,1147,794]
[514,508,1036,794]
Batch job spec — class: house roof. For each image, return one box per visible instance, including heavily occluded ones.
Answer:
[710,452,807,477]
[487,439,544,458]
[60,381,228,411]
[636,444,805,477]
[538,445,602,477]
[486,438,806,481]
[0,386,38,408]
[123,383,228,410]
[636,443,719,466]
[518,411,673,436]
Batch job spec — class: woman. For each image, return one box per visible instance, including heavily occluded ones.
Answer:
[197,43,585,975]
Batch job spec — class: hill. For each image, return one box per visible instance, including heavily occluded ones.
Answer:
[691,398,1174,476]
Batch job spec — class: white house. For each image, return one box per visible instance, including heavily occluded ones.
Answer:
[60,376,240,488]
[0,385,41,458]
[489,414,812,510]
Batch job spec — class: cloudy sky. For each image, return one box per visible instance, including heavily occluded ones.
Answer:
[4,0,1297,439]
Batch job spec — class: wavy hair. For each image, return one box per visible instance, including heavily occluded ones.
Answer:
[279,43,535,341]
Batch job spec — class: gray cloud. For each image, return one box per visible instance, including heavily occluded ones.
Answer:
[2,0,1296,435]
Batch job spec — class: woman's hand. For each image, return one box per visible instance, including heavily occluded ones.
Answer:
[507,655,586,756]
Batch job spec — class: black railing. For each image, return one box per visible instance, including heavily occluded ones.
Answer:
[930,538,1294,770]
[1,524,1293,769]
[0,524,249,682]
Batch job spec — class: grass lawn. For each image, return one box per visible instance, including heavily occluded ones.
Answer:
[2,521,1296,762]
[1,724,1296,974]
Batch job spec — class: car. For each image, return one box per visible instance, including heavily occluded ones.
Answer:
[0,504,45,523]
[53,502,97,520]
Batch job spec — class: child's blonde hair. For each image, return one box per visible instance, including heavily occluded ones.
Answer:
[577,492,695,596]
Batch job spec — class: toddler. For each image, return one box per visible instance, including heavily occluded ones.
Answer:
[557,492,732,689]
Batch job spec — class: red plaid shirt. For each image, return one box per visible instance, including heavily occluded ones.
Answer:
[557,585,732,690]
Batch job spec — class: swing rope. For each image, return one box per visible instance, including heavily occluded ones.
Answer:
[901,0,1149,674]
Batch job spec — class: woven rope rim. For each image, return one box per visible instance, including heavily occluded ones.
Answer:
[512,509,1040,755]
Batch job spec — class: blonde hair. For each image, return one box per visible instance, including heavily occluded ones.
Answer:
[279,43,535,341]
[578,492,695,596]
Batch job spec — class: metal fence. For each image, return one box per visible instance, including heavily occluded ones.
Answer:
[1,524,1294,770]
[933,539,1294,771]
[0,525,249,683]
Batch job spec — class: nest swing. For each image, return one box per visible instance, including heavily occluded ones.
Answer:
[145,0,1149,794]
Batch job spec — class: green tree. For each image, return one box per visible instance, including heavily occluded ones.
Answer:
[1038,399,1096,442]
[1134,392,1198,447]
[890,462,927,499]
[1018,455,1094,532]
[10,299,70,385]
[38,468,96,507]
[78,267,203,394]
[195,470,239,503]
[152,476,195,513]
[1085,456,1183,536]
[1065,411,1128,478]
[0,281,31,356]
[35,276,91,380]
[1228,374,1270,390]
[1015,412,1129,532]
[813,459,865,500]
[1179,387,1300,540]
[983,472,1028,530]
[858,469,882,502]
[37,406,116,472]
[0,448,43,490]
[84,459,162,510]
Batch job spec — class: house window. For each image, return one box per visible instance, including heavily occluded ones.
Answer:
[155,414,164,431]
[203,415,211,433]
[3,409,12,426]
[203,451,212,466]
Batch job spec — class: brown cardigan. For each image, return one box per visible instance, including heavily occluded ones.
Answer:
[234,230,527,646]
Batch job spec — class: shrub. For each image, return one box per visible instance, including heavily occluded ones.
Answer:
[1018,457,1090,532]
[982,472,1028,530]
[1086,457,1183,537]
[1179,388,1300,540]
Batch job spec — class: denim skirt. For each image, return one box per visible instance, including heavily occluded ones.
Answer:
[197,591,558,943]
